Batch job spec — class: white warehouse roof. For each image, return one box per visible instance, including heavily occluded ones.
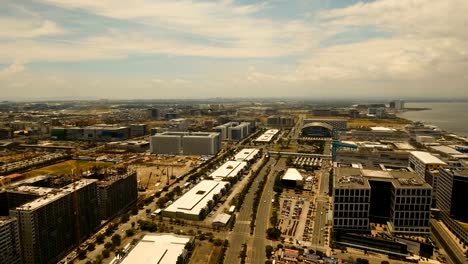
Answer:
[210,160,247,180]
[410,151,447,165]
[255,129,279,142]
[281,168,304,181]
[120,234,192,264]
[213,213,231,225]
[164,180,229,216]
[234,148,260,161]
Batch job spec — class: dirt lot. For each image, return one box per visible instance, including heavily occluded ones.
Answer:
[23,160,113,177]
[190,240,222,264]
[132,155,200,191]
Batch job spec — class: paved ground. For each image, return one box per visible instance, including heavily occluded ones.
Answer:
[250,158,285,264]
[224,156,273,264]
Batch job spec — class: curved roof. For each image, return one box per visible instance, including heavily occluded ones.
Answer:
[302,122,333,131]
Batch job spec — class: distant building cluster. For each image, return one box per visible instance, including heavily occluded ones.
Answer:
[149,131,221,155]
[50,124,147,141]
[213,122,252,141]
[267,116,295,128]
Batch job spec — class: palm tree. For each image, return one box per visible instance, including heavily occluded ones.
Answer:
[115,248,125,259]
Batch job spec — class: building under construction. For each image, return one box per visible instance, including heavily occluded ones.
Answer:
[96,171,138,221]
[9,179,100,264]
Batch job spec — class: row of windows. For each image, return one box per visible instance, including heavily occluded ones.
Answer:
[392,204,430,211]
[334,218,369,227]
[393,219,429,227]
[393,211,430,220]
[394,196,431,204]
[394,188,431,196]
[335,189,370,197]
[334,203,369,212]
[335,196,370,203]
[334,211,368,218]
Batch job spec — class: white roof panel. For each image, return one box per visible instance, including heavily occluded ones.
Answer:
[282,168,303,181]
[209,161,247,179]
[410,151,447,165]
[234,148,259,161]
[121,234,191,264]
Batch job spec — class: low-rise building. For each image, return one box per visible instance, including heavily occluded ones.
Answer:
[254,129,279,143]
[281,168,304,188]
[234,148,260,163]
[209,161,247,181]
[162,180,230,220]
[120,234,194,264]
[212,213,232,229]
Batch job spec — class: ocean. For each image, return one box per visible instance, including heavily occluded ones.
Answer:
[398,102,468,137]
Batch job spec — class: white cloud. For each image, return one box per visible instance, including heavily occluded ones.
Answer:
[0,61,25,79]
[0,18,63,38]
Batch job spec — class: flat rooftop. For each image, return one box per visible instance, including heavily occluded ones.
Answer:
[255,129,279,142]
[210,161,247,180]
[14,179,97,211]
[370,127,396,132]
[410,151,446,165]
[120,234,192,264]
[10,185,56,196]
[164,180,229,216]
[282,168,304,181]
[335,167,430,189]
[234,148,259,161]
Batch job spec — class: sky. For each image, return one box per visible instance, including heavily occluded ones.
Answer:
[0,0,467,100]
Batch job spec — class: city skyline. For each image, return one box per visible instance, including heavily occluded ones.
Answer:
[1,0,467,100]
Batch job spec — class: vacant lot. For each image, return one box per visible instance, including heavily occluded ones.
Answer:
[23,160,113,177]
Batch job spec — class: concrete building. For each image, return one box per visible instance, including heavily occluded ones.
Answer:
[437,169,468,245]
[281,168,304,188]
[212,213,232,229]
[0,217,22,264]
[254,129,279,143]
[162,180,230,220]
[50,125,146,141]
[409,151,447,179]
[214,122,251,141]
[147,108,160,120]
[336,148,410,168]
[150,132,220,155]
[368,108,386,118]
[234,148,260,163]
[120,234,194,264]
[303,118,347,130]
[96,171,138,221]
[10,179,100,264]
[267,116,295,128]
[341,127,409,141]
[333,167,432,235]
[390,100,405,110]
[209,161,247,181]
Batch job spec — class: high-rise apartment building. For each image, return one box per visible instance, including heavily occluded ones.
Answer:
[409,151,446,179]
[150,132,221,155]
[10,179,99,264]
[0,217,22,264]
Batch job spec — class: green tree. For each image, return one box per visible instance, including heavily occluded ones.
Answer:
[125,228,135,237]
[87,243,95,252]
[77,249,87,260]
[265,245,274,258]
[111,234,122,246]
[266,227,281,240]
[115,248,125,259]
[102,249,110,259]
[96,234,105,244]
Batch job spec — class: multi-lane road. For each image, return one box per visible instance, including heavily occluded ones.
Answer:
[224,157,274,264]
[250,158,287,264]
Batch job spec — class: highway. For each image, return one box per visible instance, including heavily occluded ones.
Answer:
[310,165,331,248]
[224,157,274,264]
[250,158,286,264]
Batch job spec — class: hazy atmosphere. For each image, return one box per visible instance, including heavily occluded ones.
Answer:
[1,0,467,100]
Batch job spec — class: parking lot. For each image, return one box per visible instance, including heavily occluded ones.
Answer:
[277,189,317,247]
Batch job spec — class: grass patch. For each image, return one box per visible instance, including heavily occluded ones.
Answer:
[23,160,112,177]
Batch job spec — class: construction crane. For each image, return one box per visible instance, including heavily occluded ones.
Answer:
[72,161,81,249]
[146,172,152,189]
